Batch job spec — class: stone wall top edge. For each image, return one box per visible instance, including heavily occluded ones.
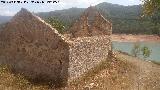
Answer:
[66,35,111,45]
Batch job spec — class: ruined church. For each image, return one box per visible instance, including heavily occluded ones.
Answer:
[0,7,112,87]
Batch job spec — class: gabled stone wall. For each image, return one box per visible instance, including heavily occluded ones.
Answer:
[68,6,112,38]
[69,15,90,37]
[0,8,69,86]
[92,13,112,36]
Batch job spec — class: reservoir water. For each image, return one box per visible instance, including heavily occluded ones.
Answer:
[113,41,160,62]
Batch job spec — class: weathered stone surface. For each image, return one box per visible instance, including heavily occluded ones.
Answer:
[68,6,112,38]
[0,8,69,86]
[68,35,111,80]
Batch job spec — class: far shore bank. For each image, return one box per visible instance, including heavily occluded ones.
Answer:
[112,34,160,42]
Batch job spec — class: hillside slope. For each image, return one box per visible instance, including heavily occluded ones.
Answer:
[0,52,159,90]
[66,52,160,90]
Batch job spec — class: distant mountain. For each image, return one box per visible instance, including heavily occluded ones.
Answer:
[37,8,85,26]
[38,2,154,34]
[0,16,12,24]
[96,3,142,19]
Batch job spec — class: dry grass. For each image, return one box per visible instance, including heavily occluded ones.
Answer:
[67,56,137,90]
[0,65,50,90]
[0,56,135,90]
[0,53,159,90]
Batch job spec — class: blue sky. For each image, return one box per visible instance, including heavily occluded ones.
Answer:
[0,0,141,16]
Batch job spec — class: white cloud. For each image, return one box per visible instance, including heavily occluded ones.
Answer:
[0,6,16,16]
[61,0,105,7]
[129,0,134,1]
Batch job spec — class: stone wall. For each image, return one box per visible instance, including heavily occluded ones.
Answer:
[0,8,69,86]
[69,15,90,37]
[68,6,112,38]
[91,13,112,36]
[68,35,111,80]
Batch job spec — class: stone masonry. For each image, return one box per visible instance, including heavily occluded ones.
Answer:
[68,6,112,38]
[68,36,111,80]
[0,7,112,86]
[0,8,69,86]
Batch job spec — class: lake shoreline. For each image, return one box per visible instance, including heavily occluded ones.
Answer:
[113,41,160,62]
[112,34,160,42]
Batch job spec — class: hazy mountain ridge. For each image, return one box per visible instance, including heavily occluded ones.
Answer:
[0,16,12,24]
[96,2,142,19]
[37,2,142,20]
[37,7,85,26]
[37,2,149,34]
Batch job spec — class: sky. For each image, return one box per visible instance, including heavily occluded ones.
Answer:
[0,0,141,16]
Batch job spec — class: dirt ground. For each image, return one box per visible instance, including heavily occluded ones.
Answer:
[112,34,160,42]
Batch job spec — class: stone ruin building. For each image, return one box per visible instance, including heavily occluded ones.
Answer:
[68,6,112,38]
[0,7,112,87]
